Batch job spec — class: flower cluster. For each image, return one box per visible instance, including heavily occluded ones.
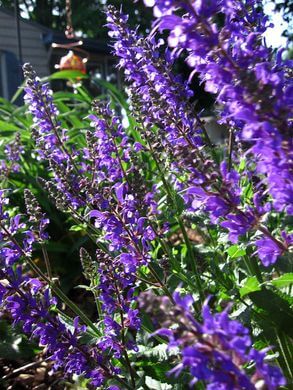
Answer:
[0,132,23,180]
[142,289,286,389]
[23,63,84,210]
[83,103,160,357]
[106,6,203,155]
[0,191,118,387]
[144,0,293,216]
[107,6,291,267]
[23,66,158,369]
[23,64,67,163]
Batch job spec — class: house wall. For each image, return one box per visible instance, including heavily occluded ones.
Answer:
[0,9,49,78]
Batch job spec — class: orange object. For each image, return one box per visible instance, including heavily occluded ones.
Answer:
[59,50,86,74]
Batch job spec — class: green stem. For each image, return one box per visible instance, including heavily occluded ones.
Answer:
[151,226,200,291]
[243,255,254,277]
[276,330,293,380]
[149,220,178,271]
[148,264,175,305]
[258,225,287,252]
[177,217,204,303]
[244,255,263,284]
[149,221,199,290]
[227,128,234,172]
[41,244,53,280]
[193,113,220,166]
[30,259,101,337]
[67,206,110,254]
[114,280,136,389]
[90,280,103,321]
[249,256,263,284]
[147,140,204,302]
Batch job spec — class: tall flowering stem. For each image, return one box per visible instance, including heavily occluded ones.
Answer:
[21,61,178,386]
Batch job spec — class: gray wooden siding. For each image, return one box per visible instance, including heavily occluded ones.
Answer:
[0,10,49,77]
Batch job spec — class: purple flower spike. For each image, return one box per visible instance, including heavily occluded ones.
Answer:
[151,290,286,389]
[145,0,293,216]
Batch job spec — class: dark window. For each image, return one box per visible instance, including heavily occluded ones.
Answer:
[0,50,22,102]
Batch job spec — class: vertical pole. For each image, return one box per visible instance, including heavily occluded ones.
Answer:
[14,0,23,65]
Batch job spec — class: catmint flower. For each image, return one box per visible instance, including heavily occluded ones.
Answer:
[24,189,49,242]
[106,5,202,155]
[255,232,292,266]
[0,133,24,178]
[23,63,85,210]
[23,63,67,163]
[145,0,293,216]
[110,3,291,266]
[0,192,120,388]
[147,290,286,389]
[3,273,112,386]
[4,133,23,162]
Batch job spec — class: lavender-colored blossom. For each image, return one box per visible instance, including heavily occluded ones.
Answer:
[23,64,84,209]
[24,189,50,242]
[23,64,66,163]
[3,273,112,386]
[221,213,255,243]
[0,192,119,388]
[151,290,286,389]
[82,103,157,354]
[107,6,289,268]
[23,63,157,367]
[108,3,291,266]
[0,133,24,178]
[255,232,292,266]
[106,5,202,155]
[14,5,292,387]
[145,0,293,216]
[255,238,283,266]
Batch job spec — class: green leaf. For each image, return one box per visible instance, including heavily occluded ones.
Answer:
[0,120,20,131]
[173,192,185,215]
[138,344,169,361]
[240,276,261,297]
[250,289,293,338]
[93,79,127,109]
[11,82,25,103]
[227,245,246,258]
[53,91,91,103]
[271,273,293,289]
[238,158,246,172]
[145,376,173,390]
[47,70,89,80]
[69,224,86,232]
[243,182,253,201]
